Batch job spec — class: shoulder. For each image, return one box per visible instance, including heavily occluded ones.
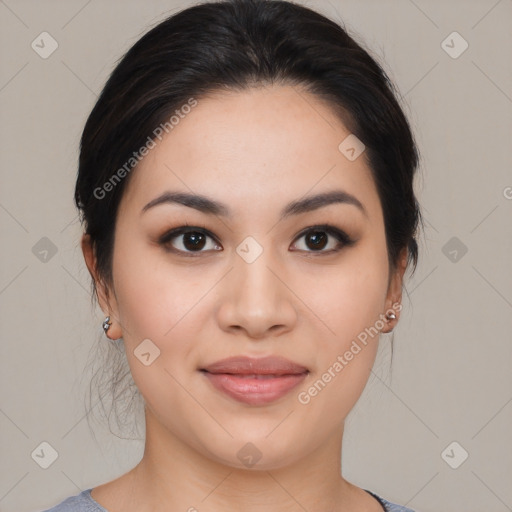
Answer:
[366,490,416,512]
[39,488,107,512]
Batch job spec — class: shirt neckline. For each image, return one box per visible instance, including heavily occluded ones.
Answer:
[84,487,389,511]
[83,488,109,512]
[364,489,388,511]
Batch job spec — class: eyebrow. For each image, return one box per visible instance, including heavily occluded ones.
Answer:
[141,189,367,219]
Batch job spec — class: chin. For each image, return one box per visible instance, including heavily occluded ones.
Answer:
[198,433,306,472]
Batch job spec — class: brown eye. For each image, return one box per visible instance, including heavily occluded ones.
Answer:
[159,227,222,255]
[182,231,207,251]
[291,225,354,254]
[304,230,328,250]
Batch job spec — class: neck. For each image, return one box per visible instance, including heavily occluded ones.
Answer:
[127,406,357,511]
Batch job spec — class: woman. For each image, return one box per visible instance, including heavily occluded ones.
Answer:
[43,0,422,510]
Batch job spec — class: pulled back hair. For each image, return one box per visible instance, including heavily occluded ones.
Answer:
[77,0,424,438]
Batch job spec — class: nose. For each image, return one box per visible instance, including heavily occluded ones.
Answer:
[215,246,298,339]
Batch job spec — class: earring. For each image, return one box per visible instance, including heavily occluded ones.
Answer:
[383,309,398,333]
[102,316,112,334]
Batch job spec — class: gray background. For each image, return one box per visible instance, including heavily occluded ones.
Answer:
[1,0,511,511]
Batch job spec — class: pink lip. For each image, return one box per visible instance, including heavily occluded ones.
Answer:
[201,355,308,375]
[200,356,309,406]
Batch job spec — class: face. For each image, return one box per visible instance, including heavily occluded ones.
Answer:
[84,84,405,470]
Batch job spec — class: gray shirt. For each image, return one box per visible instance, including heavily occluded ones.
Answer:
[40,488,416,511]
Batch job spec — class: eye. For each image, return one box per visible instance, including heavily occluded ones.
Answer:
[290,224,355,254]
[159,226,221,255]
[158,223,355,257]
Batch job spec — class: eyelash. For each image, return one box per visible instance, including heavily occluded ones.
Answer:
[158,223,356,257]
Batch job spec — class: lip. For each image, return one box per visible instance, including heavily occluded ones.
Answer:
[200,356,309,406]
[202,355,309,375]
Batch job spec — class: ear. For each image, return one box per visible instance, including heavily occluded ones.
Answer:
[382,247,408,333]
[81,233,123,340]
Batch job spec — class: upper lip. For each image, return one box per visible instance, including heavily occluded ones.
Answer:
[201,356,309,375]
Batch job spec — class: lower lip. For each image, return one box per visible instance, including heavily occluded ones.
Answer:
[202,371,308,405]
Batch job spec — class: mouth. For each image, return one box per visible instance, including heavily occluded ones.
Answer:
[199,355,309,406]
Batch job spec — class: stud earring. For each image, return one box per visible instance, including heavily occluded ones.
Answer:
[102,316,112,334]
[386,312,396,321]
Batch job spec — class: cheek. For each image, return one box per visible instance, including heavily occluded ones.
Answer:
[110,232,227,397]
[296,276,386,429]
[111,231,209,341]
[298,244,389,349]
[294,242,389,409]
[110,243,207,422]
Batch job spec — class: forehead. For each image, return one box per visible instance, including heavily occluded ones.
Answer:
[120,85,380,221]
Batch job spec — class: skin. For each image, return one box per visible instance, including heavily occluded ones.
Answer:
[82,84,408,512]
